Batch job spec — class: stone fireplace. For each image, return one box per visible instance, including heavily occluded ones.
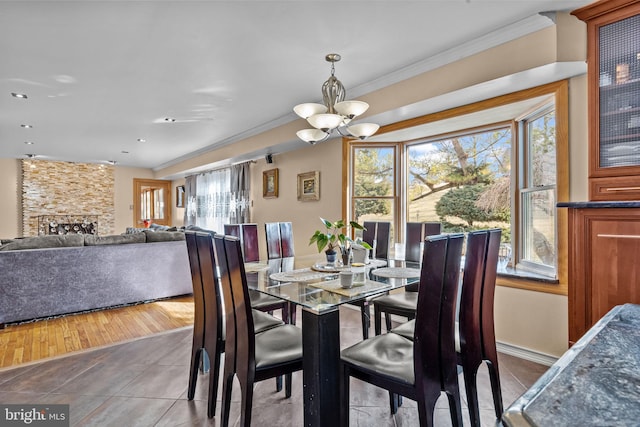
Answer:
[21,159,115,236]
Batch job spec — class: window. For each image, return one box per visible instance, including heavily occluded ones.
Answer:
[350,146,398,241]
[184,162,251,233]
[347,81,568,290]
[518,105,557,275]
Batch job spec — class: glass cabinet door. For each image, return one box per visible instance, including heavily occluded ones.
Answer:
[598,14,640,169]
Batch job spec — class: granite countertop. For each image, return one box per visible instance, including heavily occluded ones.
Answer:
[557,201,640,208]
[503,304,640,427]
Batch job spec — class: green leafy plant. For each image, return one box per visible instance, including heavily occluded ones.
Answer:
[309,217,371,254]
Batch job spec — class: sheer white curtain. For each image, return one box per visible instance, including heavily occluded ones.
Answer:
[184,162,251,233]
[195,168,231,233]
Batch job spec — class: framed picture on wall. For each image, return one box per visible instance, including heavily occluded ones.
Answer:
[176,185,185,208]
[263,168,279,198]
[297,171,320,201]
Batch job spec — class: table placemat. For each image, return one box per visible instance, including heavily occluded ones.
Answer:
[367,258,388,268]
[371,267,421,279]
[309,279,391,297]
[244,262,270,272]
[270,268,335,282]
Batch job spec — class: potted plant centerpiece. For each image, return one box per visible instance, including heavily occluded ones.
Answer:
[309,217,371,265]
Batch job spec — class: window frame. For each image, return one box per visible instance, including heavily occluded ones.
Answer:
[133,178,172,227]
[515,102,558,277]
[344,81,569,296]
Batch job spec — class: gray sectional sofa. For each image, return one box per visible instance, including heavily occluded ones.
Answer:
[0,231,192,326]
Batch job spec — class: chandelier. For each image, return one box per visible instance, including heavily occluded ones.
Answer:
[294,53,379,144]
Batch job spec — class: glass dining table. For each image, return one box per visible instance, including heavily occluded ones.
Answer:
[245,255,421,427]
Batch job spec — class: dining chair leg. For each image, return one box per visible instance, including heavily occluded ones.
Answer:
[239,379,255,427]
[462,364,481,427]
[446,390,464,427]
[207,348,223,418]
[416,398,436,427]
[187,346,202,400]
[360,302,370,339]
[285,373,293,398]
[384,312,393,333]
[374,305,382,336]
[388,391,399,414]
[220,363,234,423]
[486,360,504,418]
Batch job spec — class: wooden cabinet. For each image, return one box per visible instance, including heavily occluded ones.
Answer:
[573,0,640,200]
[566,205,640,344]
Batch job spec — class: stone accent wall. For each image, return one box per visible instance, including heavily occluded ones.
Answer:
[22,159,115,236]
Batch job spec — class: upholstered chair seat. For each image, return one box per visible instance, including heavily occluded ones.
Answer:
[254,324,303,369]
[341,332,415,385]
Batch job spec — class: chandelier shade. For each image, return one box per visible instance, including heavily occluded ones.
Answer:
[293,103,327,119]
[296,128,329,144]
[307,113,343,132]
[294,53,378,144]
[347,123,380,140]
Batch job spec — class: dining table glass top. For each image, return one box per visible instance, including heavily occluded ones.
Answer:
[245,254,421,314]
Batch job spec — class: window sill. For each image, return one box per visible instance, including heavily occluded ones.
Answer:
[497,267,566,295]
[498,266,558,284]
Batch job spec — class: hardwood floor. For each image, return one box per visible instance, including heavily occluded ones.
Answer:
[0,295,194,368]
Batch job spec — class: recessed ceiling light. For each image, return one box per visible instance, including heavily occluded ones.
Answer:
[20,124,33,129]
[24,141,34,145]
[137,138,146,143]
[164,117,176,122]
[11,92,28,99]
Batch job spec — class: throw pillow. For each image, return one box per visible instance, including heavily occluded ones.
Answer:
[143,230,186,242]
[84,233,146,246]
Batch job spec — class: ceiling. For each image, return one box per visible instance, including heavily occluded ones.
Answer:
[0,0,592,172]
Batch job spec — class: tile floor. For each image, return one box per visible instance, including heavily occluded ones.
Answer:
[0,307,549,426]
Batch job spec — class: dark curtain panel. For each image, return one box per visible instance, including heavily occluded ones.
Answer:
[230,162,251,223]
[183,174,197,226]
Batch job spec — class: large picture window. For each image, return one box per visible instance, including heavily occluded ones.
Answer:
[348,81,568,290]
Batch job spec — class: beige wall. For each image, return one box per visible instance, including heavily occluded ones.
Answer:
[0,159,20,239]
[251,139,343,261]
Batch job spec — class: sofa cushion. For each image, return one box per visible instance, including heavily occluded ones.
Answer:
[125,227,148,234]
[0,234,85,251]
[85,233,146,246]
[143,230,186,242]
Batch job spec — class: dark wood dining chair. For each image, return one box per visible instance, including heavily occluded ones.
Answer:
[340,233,465,427]
[350,221,392,339]
[406,221,441,262]
[362,221,391,259]
[391,228,504,426]
[261,221,297,324]
[265,222,283,259]
[371,222,442,335]
[225,223,293,324]
[279,221,295,257]
[215,235,303,427]
[185,231,208,402]
[224,223,260,262]
[187,231,285,418]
